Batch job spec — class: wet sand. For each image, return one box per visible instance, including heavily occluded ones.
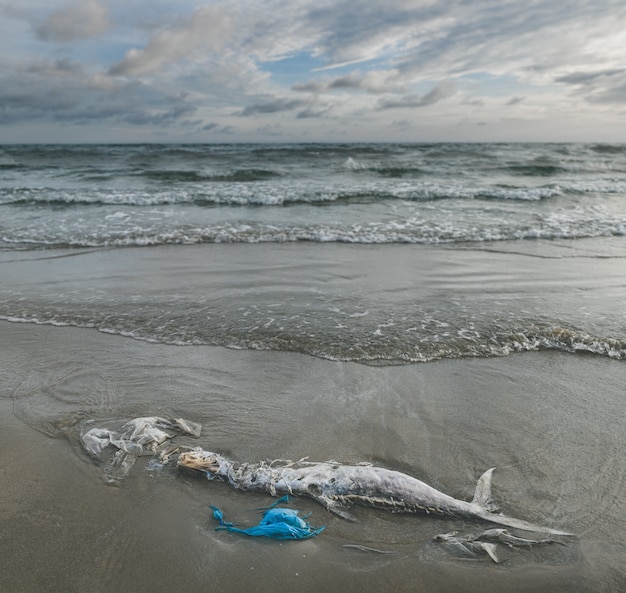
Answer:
[1,321,625,592]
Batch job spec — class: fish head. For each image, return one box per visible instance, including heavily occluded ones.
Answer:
[178,449,223,475]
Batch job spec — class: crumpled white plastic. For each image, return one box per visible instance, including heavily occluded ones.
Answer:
[80,416,202,483]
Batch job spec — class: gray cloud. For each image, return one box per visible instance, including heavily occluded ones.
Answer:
[391,118,414,129]
[507,96,525,106]
[555,69,624,85]
[302,0,604,80]
[293,69,407,95]
[256,123,283,136]
[36,0,110,42]
[2,0,626,140]
[296,107,330,119]
[100,0,626,114]
[109,5,236,76]
[554,68,626,105]
[239,97,309,116]
[122,104,197,126]
[304,0,435,69]
[378,81,456,109]
[25,58,84,78]
[588,85,626,104]
[0,62,198,128]
[203,121,235,134]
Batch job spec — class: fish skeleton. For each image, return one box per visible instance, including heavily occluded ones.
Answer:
[177,449,574,537]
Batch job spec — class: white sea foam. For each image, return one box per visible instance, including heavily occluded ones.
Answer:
[3,213,625,249]
[1,142,625,250]
[343,157,368,170]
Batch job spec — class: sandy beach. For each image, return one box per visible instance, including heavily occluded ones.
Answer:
[2,320,624,593]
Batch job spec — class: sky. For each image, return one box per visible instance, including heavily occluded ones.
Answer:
[1,0,626,143]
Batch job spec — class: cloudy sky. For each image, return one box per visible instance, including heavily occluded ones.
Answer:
[1,0,626,142]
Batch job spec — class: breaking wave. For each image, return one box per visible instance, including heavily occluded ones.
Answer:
[1,311,623,364]
[2,214,625,250]
[1,142,625,251]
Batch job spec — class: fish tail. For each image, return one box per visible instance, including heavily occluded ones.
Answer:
[472,468,575,537]
[477,511,575,537]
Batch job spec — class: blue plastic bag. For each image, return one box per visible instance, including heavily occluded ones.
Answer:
[210,496,325,540]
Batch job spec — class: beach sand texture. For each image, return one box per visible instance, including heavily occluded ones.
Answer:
[1,241,625,593]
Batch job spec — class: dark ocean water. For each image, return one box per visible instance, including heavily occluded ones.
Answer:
[1,143,626,247]
[1,143,625,363]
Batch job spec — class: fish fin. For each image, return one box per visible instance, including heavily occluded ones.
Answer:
[472,467,499,512]
[318,495,357,521]
[478,542,500,563]
[330,507,357,521]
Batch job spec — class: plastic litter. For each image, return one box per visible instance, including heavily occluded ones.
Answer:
[434,528,565,563]
[80,416,202,483]
[210,496,325,540]
[81,417,201,456]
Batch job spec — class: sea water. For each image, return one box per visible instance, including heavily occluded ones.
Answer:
[1,142,625,363]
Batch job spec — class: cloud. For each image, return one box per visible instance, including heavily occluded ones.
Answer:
[293,69,407,94]
[239,97,309,116]
[554,68,626,104]
[303,0,437,70]
[101,1,626,110]
[0,60,198,129]
[203,121,235,134]
[238,93,334,119]
[588,83,626,104]
[25,58,84,78]
[36,0,110,42]
[122,103,197,126]
[296,107,330,119]
[109,5,236,76]
[3,0,626,140]
[256,123,283,136]
[377,81,456,109]
[555,69,624,85]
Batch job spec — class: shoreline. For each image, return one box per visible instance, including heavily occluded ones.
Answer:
[2,321,625,592]
[1,239,625,365]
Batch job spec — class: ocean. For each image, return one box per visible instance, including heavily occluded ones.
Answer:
[1,143,625,593]
[1,142,625,363]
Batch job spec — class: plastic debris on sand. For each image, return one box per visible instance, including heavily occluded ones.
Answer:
[211,496,325,540]
[80,416,202,483]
